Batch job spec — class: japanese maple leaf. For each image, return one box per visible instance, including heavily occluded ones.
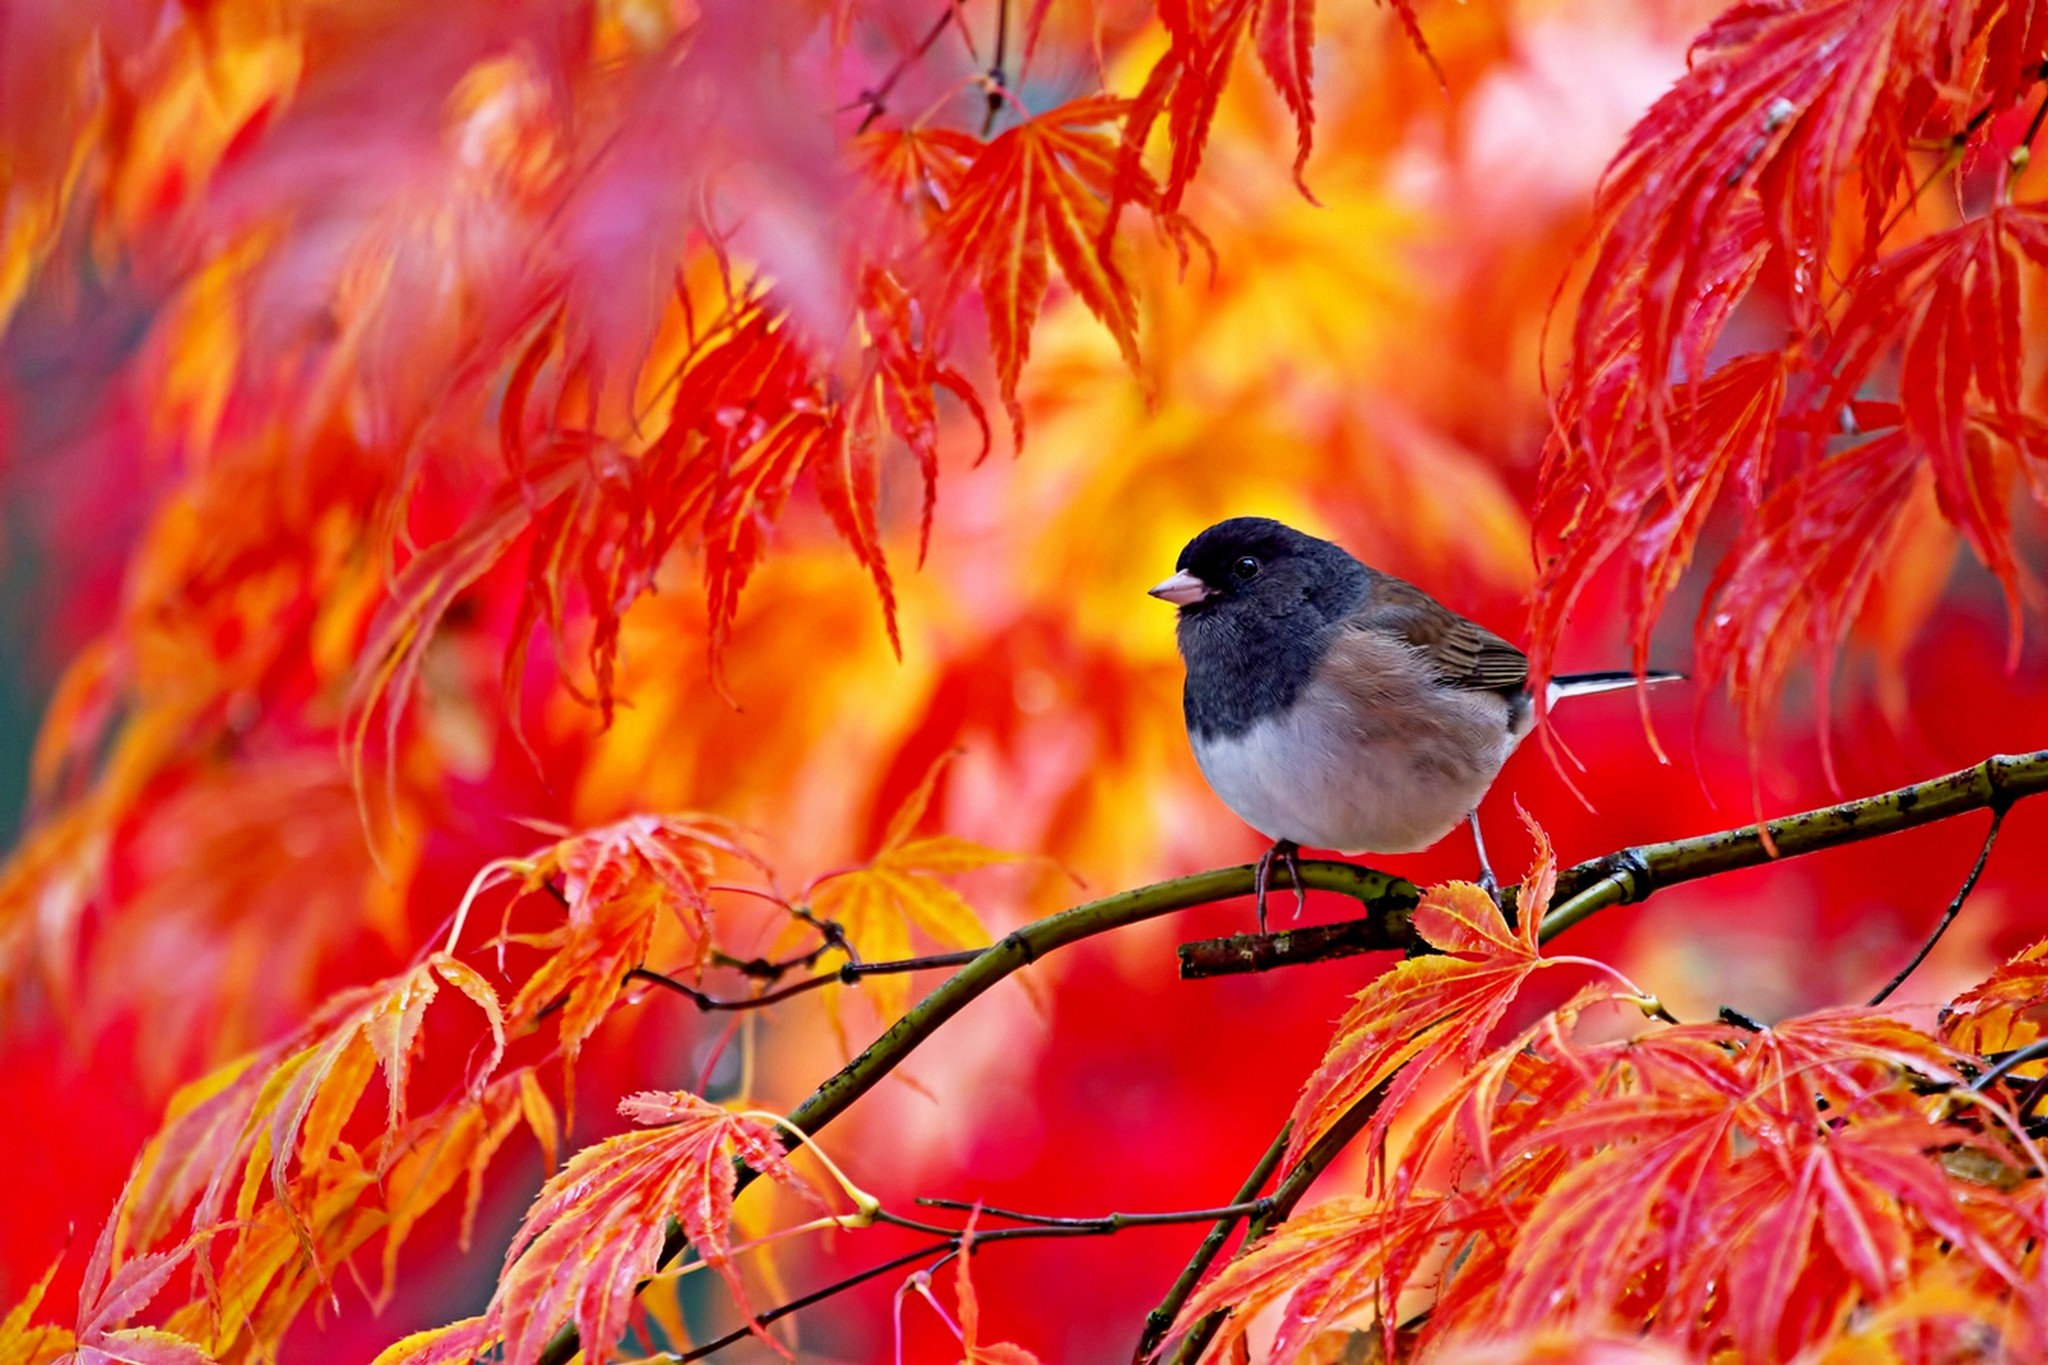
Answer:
[936,95,1193,442]
[470,814,750,1071]
[1801,204,2048,637]
[1565,0,2011,452]
[1284,810,1625,1168]
[1695,431,1929,758]
[22,1190,217,1365]
[1132,0,1435,208]
[793,754,1024,1024]
[1942,935,2048,1060]
[376,1067,560,1305]
[1531,351,1787,702]
[107,950,505,1337]
[483,1091,818,1365]
[1159,1194,1482,1361]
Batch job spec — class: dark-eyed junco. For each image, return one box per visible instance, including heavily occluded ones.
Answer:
[1150,517,1680,927]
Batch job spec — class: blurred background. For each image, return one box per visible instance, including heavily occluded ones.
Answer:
[3,0,2044,1358]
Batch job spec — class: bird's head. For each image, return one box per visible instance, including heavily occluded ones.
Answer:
[1148,517,1363,622]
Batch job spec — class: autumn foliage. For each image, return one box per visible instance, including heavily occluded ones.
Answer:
[6,0,2048,1362]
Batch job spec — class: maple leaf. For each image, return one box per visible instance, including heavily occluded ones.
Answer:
[1129,0,1434,209]
[1452,1013,2025,1358]
[475,813,750,1081]
[376,1068,561,1305]
[116,953,505,1325]
[1941,936,2048,1062]
[1158,1194,1480,1360]
[1283,809,1609,1168]
[937,95,1195,442]
[1694,432,1929,766]
[12,1183,220,1365]
[793,754,1023,1023]
[1799,204,2048,639]
[1564,0,2015,452]
[1531,351,1787,698]
[478,1090,820,1365]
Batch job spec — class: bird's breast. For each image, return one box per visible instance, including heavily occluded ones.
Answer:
[1188,665,1518,855]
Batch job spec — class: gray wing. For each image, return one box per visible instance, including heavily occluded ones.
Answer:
[1344,573,1529,697]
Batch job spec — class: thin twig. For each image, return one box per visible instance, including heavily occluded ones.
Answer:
[627,949,994,1012]
[674,1208,1260,1361]
[982,0,1009,135]
[915,1196,1271,1232]
[850,0,975,133]
[1868,805,2006,1006]
[675,1241,952,1360]
[1970,1038,2048,1094]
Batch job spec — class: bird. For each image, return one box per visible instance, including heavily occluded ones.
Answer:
[1149,516,1680,930]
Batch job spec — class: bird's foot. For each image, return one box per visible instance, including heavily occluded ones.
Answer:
[1252,840,1304,935]
[1478,868,1501,906]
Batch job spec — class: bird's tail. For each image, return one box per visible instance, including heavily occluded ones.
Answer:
[1545,670,1684,705]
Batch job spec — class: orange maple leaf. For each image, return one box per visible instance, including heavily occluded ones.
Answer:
[1158,1194,1481,1360]
[954,1214,1042,1365]
[1283,809,1614,1168]
[1942,935,2048,1061]
[792,754,1023,1024]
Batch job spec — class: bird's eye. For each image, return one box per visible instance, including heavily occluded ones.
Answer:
[1232,556,1261,580]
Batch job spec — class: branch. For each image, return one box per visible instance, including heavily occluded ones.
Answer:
[1179,750,2048,978]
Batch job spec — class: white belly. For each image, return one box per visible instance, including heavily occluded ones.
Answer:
[1190,693,1517,854]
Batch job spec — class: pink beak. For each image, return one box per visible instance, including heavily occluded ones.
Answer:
[1148,570,1213,606]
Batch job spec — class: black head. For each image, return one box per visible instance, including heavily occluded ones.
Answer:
[1150,517,1373,738]
[1150,517,1366,619]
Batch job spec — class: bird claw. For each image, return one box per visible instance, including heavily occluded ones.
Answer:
[1253,840,1303,935]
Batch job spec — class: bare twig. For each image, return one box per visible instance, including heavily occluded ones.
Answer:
[627,949,992,1012]
[982,0,1009,135]
[848,0,975,133]
[1970,1037,2048,1094]
[915,1196,1271,1232]
[670,1201,1273,1361]
[1868,806,2006,1006]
